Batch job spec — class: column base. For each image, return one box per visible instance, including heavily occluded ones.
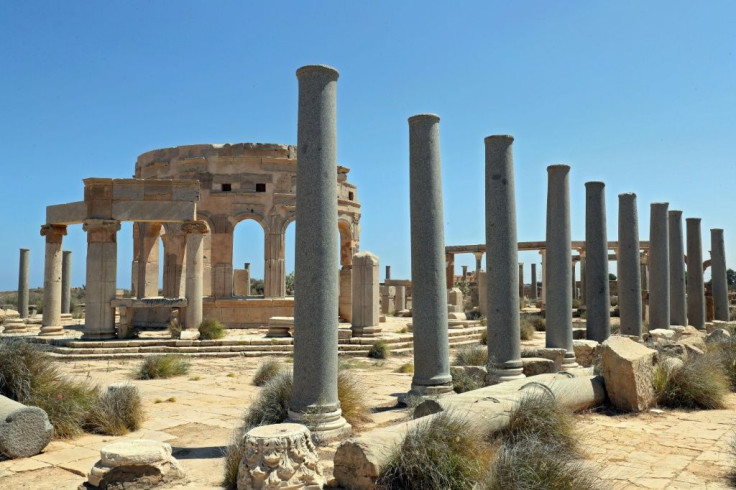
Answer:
[81,332,117,340]
[38,325,65,336]
[180,329,200,340]
[408,381,454,397]
[350,325,382,337]
[561,352,579,369]
[486,366,526,384]
[286,408,352,442]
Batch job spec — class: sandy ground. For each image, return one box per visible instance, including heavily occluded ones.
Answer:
[1,328,735,489]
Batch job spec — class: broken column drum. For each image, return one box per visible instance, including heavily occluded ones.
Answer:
[545,165,577,367]
[668,210,687,326]
[40,224,67,336]
[484,135,524,381]
[618,193,643,337]
[711,228,730,321]
[585,182,610,342]
[351,251,380,336]
[17,248,29,319]
[289,64,350,439]
[408,113,453,395]
[686,218,705,329]
[649,203,670,330]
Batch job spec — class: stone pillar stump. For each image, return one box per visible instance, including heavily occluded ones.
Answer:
[351,251,381,337]
[18,249,29,319]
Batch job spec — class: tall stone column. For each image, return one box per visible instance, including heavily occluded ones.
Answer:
[61,251,72,314]
[394,285,406,312]
[618,193,642,336]
[385,265,391,281]
[711,228,730,321]
[18,248,29,319]
[530,263,538,299]
[474,253,483,278]
[82,219,120,340]
[40,224,67,336]
[264,231,286,298]
[649,203,670,329]
[135,222,161,298]
[351,251,380,337]
[545,165,576,367]
[540,250,547,304]
[585,182,610,342]
[668,211,687,325]
[571,262,578,300]
[182,221,208,338]
[485,135,525,381]
[289,64,350,438]
[686,218,706,329]
[519,262,525,299]
[462,265,468,282]
[446,253,455,289]
[163,227,187,298]
[478,270,487,316]
[408,113,453,395]
[580,252,587,304]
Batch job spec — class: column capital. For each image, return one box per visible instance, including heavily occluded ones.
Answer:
[40,224,67,242]
[83,219,120,243]
[181,220,210,235]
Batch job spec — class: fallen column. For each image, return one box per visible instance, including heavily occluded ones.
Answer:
[333,374,606,490]
[0,395,53,459]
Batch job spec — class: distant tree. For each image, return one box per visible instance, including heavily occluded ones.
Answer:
[608,273,617,281]
[250,278,264,296]
[285,272,295,296]
[727,268,736,290]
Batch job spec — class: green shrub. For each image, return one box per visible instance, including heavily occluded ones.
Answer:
[520,320,536,340]
[199,318,226,340]
[135,355,190,380]
[453,345,488,366]
[85,384,144,435]
[368,340,390,359]
[483,434,599,490]
[376,411,492,490]
[653,353,728,409]
[252,360,283,386]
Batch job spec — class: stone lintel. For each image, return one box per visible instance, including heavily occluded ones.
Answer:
[111,201,196,222]
[46,201,87,225]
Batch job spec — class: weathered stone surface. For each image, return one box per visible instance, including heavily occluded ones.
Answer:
[648,328,676,342]
[0,395,53,459]
[521,357,555,376]
[706,328,731,344]
[101,440,172,467]
[573,339,600,368]
[600,336,658,412]
[521,347,566,372]
[450,365,488,384]
[237,423,324,490]
[88,440,183,489]
[266,316,293,338]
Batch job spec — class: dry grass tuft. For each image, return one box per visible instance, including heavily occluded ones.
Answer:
[199,318,226,340]
[252,360,283,386]
[653,352,729,409]
[368,340,391,359]
[454,345,488,366]
[501,391,576,451]
[396,363,414,374]
[85,384,144,436]
[520,320,536,340]
[135,354,190,380]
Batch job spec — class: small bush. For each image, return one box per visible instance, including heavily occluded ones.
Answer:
[520,320,536,341]
[454,345,488,366]
[135,354,190,380]
[653,353,728,409]
[480,329,488,345]
[338,369,371,428]
[501,392,576,451]
[711,340,736,390]
[530,316,546,331]
[452,369,484,394]
[168,319,181,339]
[396,363,414,374]
[484,433,599,490]
[376,411,492,490]
[199,318,226,340]
[368,340,390,359]
[252,360,283,386]
[86,384,144,435]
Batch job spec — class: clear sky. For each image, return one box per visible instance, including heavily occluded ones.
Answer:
[1,1,735,291]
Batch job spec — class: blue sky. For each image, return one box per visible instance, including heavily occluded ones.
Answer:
[1,1,734,291]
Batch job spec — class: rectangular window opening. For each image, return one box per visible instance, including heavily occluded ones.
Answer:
[221,183,232,192]
[256,183,266,192]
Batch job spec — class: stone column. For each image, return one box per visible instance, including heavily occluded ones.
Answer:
[244,263,251,295]
[445,253,455,289]
[580,251,587,304]
[540,250,547,304]
[17,248,29,319]
[668,211,687,325]
[711,228,730,321]
[40,224,67,336]
[618,194,642,337]
[530,263,538,299]
[649,203,670,330]
[289,64,350,439]
[474,253,483,277]
[571,262,578,300]
[82,219,121,340]
[545,165,576,367]
[485,135,525,381]
[394,285,406,312]
[264,231,286,298]
[135,223,161,299]
[351,251,380,337]
[462,265,468,282]
[518,262,525,299]
[385,265,391,281]
[686,218,706,329]
[407,113,453,395]
[182,221,208,338]
[61,251,72,314]
[585,182,610,342]
[163,226,187,298]
[478,270,487,316]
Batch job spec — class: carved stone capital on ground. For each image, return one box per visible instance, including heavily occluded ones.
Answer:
[39,224,67,242]
[237,423,324,490]
[83,219,121,243]
[181,220,210,235]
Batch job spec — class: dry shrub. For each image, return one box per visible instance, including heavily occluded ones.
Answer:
[530,315,546,331]
[338,369,372,428]
[501,391,576,451]
[452,369,484,394]
[520,320,536,341]
[454,345,488,366]
[368,340,390,359]
[711,340,736,390]
[199,318,226,340]
[376,411,492,490]
[480,328,488,345]
[396,363,414,374]
[252,360,283,386]
[653,352,728,409]
[85,384,144,435]
[136,354,190,380]
[168,318,181,339]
